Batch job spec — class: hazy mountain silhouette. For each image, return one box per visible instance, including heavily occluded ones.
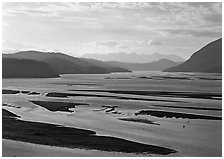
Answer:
[3,58,59,78]
[82,52,184,63]
[3,51,131,74]
[81,58,131,72]
[105,59,182,71]
[164,38,222,73]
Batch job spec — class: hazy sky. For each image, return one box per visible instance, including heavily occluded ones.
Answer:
[2,2,222,59]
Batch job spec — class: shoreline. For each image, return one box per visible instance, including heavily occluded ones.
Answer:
[3,109,177,156]
[2,139,145,157]
[2,71,222,157]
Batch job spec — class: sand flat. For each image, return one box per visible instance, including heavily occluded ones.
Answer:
[2,71,222,157]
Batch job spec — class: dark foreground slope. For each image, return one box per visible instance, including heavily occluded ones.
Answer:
[106,59,182,71]
[3,51,131,74]
[164,38,222,73]
[3,58,59,78]
[3,109,176,155]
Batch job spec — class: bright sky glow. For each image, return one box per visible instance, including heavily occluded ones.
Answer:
[2,2,222,59]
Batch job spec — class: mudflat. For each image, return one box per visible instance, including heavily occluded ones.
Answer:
[2,72,222,157]
[2,109,176,155]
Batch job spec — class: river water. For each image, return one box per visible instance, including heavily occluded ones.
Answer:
[2,71,222,156]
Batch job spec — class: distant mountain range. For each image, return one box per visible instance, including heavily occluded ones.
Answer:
[3,58,59,78]
[105,59,182,71]
[164,38,222,73]
[82,52,184,63]
[3,51,131,78]
[3,38,220,78]
[2,50,182,78]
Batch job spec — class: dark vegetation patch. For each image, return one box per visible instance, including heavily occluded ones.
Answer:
[45,92,68,98]
[111,111,123,115]
[105,77,132,80]
[102,105,119,113]
[2,109,20,118]
[135,110,222,120]
[2,103,21,108]
[46,92,182,103]
[21,91,31,94]
[138,76,153,79]
[3,89,40,96]
[3,58,59,78]
[30,101,89,112]
[104,76,191,80]
[70,89,221,100]
[94,105,123,115]
[2,89,20,94]
[197,77,221,80]
[151,104,222,111]
[51,83,101,86]
[118,118,160,125]
[2,109,177,155]
[151,76,191,80]
[28,92,40,95]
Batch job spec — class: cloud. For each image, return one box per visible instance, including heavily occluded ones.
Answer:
[158,28,221,38]
[186,29,221,38]
[3,2,221,33]
[148,40,163,46]
[118,40,145,49]
[85,40,151,50]
[3,23,9,26]
[96,40,119,48]
[2,2,222,57]
[2,40,36,50]
[203,14,222,24]
[94,39,163,49]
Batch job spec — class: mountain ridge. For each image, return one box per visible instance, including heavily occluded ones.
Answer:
[81,52,185,63]
[3,58,59,78]
[105,59,182,71]
[164,38,222,73]
[3,50,131,75]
